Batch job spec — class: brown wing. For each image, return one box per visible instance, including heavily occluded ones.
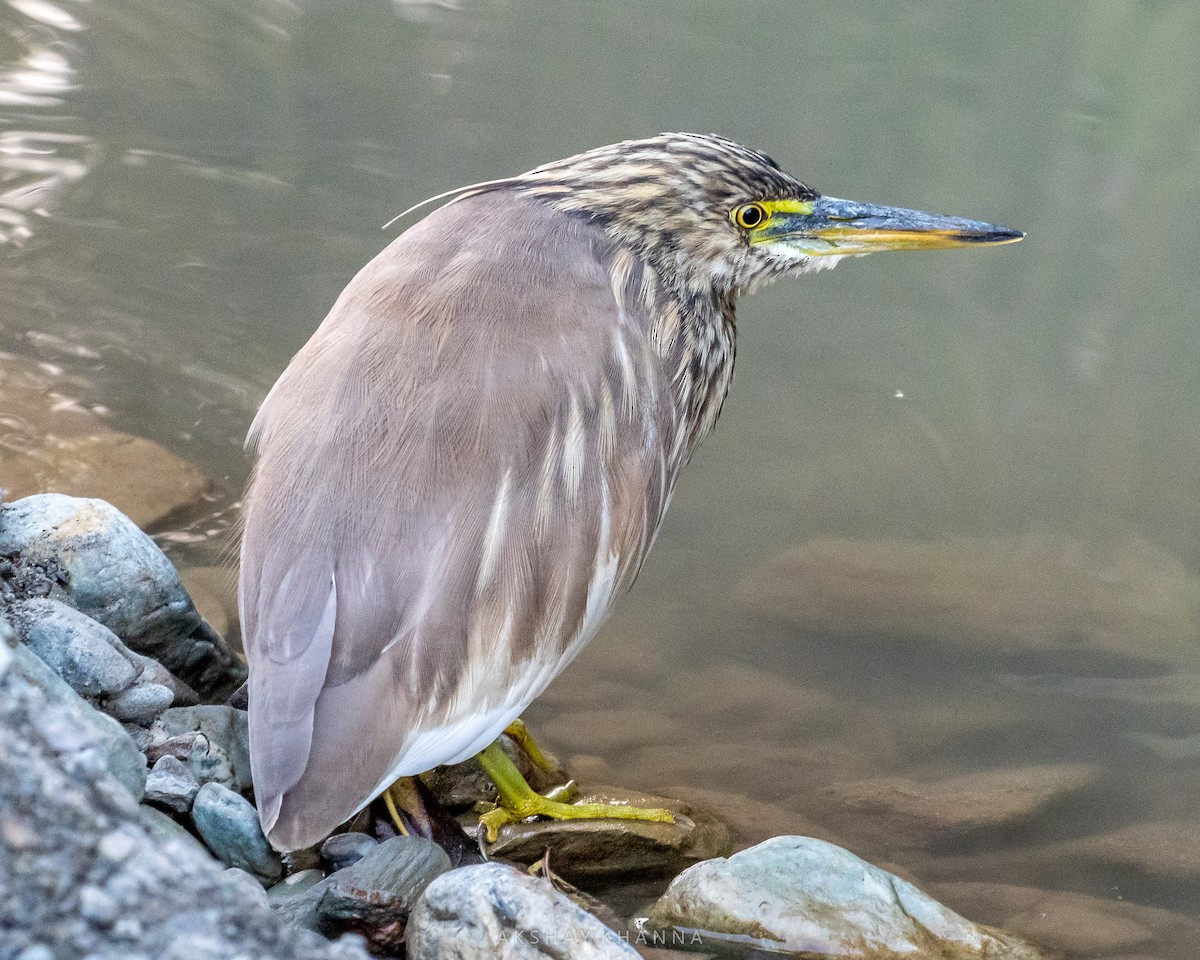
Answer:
[239,191,684,850]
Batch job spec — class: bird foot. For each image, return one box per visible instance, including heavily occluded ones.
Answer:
[477,785,675,843]
[503,718,562,776]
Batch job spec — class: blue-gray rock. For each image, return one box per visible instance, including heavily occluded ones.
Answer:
[144,754,200,812]
[320,832,378,873]
[407,862,639,960]
[222,867,271,908]
[0,494,245,698]
[107,681,175,724]
[192,782,283,884]
[646,836,1045,959]
[10,642,146,801]
[156,704,252,792]
[11,598,137,698]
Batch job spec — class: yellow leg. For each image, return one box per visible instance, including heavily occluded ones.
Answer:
[382,783,410,836]
[475,741,674,843]
[503,718,560,775]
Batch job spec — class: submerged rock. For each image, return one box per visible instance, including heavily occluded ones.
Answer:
[823,763,1099,845]
[471,784,732,881]
[646,836,1044,959]
[192,782,283,884]
[739,536,1200,664]
[407,862,639,960]
[0,494,245,699]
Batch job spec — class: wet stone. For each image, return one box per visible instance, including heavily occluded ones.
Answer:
[144,754,200,813]
[647,836,1045,960]
[473,784,733,882]
[407,861,639,960]
[320,832,378,873]
[191,781,282,884]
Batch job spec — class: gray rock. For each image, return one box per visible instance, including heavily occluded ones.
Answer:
[144,755,201,812]
[192,782,283,884]
[0,494,245,699]
[646,836,1044,959]
[107,681,176,724]
[11,597,138,698]
[10,642,146,801]
[0,635,372,960]
[320,832,378,873]
[156,704,252,792]
[408,862,638,960]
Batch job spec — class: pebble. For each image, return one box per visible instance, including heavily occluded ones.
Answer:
[222,867,270,908]
[107,681,176,724]
[191,782,282,884]
[320,832,378,873]
[646,836,1045,959]
[407,862,639,960]
[144,754,200,812]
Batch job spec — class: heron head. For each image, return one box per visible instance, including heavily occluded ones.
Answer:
[516,132,1023,295]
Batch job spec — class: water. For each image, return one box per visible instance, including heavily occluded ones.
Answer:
[2,0,1199,954]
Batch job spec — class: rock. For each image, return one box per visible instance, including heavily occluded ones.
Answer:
[0,494,245,698]
[408,862,639,960]
[0,629,372,960]
[822,763,1098,844]
[136,804,213,861]
[222,867,271,908]
[646,836,1044,959]
[422,732,563,809]
[1053,819,1200,884]
[107,680,175,724]
[144,754,200,813]
[268,868,326,903]
[320,832,378,873]
[10,642,146,800]
[10,597,137,698]
[926,882,1198,958]
[471,784,732,881]
[311,836,451,951]
[660,784,845,849]
[192,782,283,884]
[739,536,1200,664]
[155,704,252,792]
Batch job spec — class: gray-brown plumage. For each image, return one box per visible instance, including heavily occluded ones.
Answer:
[240,133,1021,851]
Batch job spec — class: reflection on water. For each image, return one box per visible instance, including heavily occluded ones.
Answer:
[2,0,1200,955]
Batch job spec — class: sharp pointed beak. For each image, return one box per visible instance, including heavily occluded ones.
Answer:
[758,196,1024,257]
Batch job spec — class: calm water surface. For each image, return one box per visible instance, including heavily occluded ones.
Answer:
[2,1,1199,955]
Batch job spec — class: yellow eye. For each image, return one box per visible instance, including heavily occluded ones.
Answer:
[732,203,768,230]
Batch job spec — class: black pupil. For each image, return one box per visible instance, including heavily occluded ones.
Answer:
[742,206,762,226]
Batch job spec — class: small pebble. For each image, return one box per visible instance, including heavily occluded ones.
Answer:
[320,832,378,873]
[192,782,282,884]
[107,681,175,724]
[145,754,200,813]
